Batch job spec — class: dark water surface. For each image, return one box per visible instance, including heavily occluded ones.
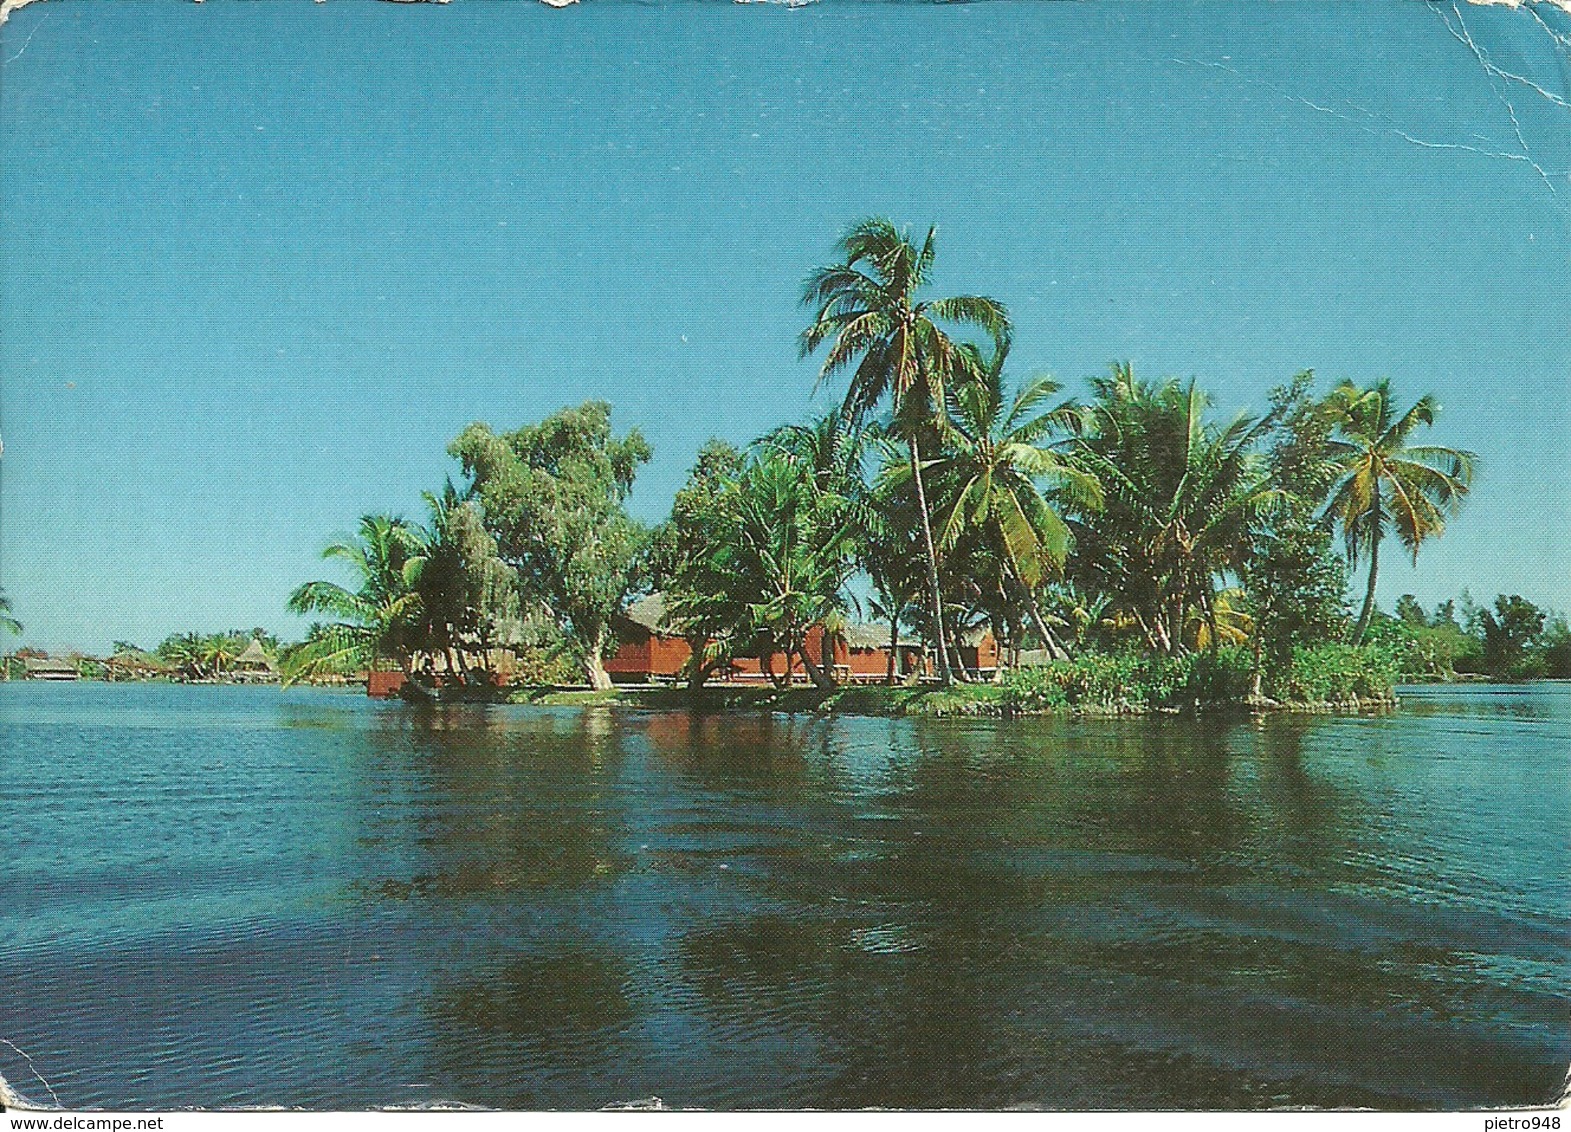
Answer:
[1,683,1567,1110]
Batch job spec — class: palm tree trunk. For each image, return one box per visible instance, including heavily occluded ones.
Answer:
[800,641,835,690]
[1167,598,1186,657]
[1352,530,1381,645]
[1132,612,1159,654]
[1150,612,1173,656]
[886,616,899,686]
[686,637,713,690]
[760,648,786,690]
[1201,589,1220,652]
[1002,554,1069,661]
[908,434,953,686]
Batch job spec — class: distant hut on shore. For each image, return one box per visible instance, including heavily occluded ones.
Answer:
[956,627,1002,679]
[232,638,278,682]
[24,656,79,681]
[841,623,927,683]
[105,648,172,681]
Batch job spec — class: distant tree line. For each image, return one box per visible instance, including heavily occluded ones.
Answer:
[1372,593,1571,681]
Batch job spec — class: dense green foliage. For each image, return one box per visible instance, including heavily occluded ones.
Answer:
[1375,593,1571,681]
[449,402,650,689]
[1068,364,1278,657]
[999,648,1265,714]
[927,341,1100,661]
[1268,642,1403,704]
[662,418,866,689]
[257,214,1569,710]
[153,628,277,679]
[1241,374,1352,670]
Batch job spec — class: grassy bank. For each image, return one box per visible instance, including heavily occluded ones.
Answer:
[509,645,1399,718]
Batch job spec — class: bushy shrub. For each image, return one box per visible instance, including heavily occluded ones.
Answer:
[1002,652,1143,713]
[1403,622,1483,677]
[990,643,1399,715]
[1540,618,1571,679]
[1267,642,1399,703]
[1168,647,1254,704]
[1000,647,1254,714]
[904,683,1006,717]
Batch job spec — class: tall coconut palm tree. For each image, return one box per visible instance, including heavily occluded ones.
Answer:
[0,590,20,637]
[1320,379,1476,644]
[199,634,241,677]
[800,217,1009,684]
[926,342,1102,660]
[1071,365,1280,655]
[285,514,425,683]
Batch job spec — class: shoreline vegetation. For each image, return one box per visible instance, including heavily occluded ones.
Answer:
[6,219,1569,710]
[508,651,1402,719]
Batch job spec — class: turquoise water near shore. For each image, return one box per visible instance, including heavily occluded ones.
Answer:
[1,682,1566,1110]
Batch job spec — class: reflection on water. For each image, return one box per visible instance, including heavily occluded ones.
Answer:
[0,683,1567,1110]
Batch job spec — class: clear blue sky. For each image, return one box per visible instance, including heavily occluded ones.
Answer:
[2,0,1568,653]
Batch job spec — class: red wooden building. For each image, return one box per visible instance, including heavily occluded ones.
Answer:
[603,594,697,683]
[604,592,943,685]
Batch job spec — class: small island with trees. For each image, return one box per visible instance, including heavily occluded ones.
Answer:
[6,219,1567,714]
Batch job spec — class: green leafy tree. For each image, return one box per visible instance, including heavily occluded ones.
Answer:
[1241,374,1349,686]
[734,448,860,689]
[759,414,881,678]
[0,590,19,637]
[409,480,515,680]
[926,341,1101,660]
[1320,379,1476,645]
[658,439,750,688]
[1072,364,1279,655]
[1394,594,1426,626]
[285,514,425,681]
[800,217,1009,684]
[156,631,205,678]
[1538,615,1571,679]
[1477,594,1546,678]
[672,436,861,691]
[450,402,651,690]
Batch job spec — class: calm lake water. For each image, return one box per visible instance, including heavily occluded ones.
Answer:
[1,682,1566,1111]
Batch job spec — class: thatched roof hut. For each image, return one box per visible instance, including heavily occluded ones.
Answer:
[842,622,921,650]
[24,656,78,680]
[619,593,672,636]
[105,649,171,679]
[233,638,278,681]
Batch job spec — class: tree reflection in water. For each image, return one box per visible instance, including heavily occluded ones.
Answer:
[319,701,1567,1109]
